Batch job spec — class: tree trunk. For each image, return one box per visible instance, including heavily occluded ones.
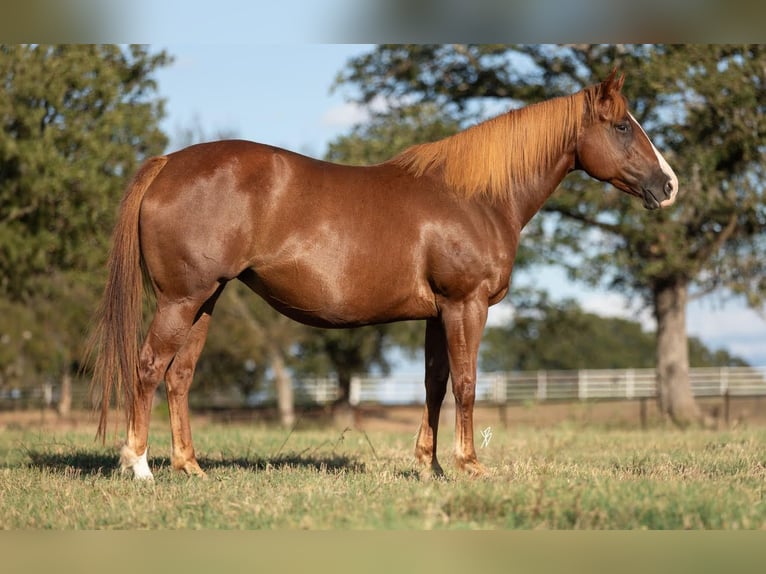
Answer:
[653,278,704,427]
[57,371,72,418]
[271,350,295,428]
[332,370,355,428]
[336,370,351,405]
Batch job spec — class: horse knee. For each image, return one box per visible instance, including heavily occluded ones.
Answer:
[166,362,194,397]
[452,379,476,408]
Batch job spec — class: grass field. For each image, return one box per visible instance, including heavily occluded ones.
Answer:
[2,411,766,529]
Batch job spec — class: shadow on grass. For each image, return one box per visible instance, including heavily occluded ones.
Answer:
[26,450,117,477]
[25,449,367,478]
[198,453,367,474]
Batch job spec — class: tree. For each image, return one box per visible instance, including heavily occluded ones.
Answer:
[334,44,766,427]
[0,45,170,298]
[535,45,766,427]
[0,45,170,405]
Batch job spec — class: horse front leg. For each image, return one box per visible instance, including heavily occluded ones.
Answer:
[415,318,450,478]
[441,295,489,476]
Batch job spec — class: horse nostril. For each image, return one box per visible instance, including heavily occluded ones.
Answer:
[664,179,674,197]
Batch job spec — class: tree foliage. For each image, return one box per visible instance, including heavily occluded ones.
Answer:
[0,45,170,298]
[0,45,170,392]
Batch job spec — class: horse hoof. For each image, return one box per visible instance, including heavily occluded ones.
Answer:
[174,459,207,478]
[120,445,155,480]
[184,464,208,479]
[459,460,490,478]
[418,461,446,481]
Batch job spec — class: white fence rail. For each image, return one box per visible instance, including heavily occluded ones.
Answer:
[271,366,766,406]
[350,366,766,406]
[3,366,766,411]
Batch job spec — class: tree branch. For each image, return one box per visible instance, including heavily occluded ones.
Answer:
[1,204,36,225]
[546,206,623,236]
[689,211,739,275]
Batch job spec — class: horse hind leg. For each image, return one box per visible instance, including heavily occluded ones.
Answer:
[121,295,211,480]
[164,286,224,477]
[414,318,450,479]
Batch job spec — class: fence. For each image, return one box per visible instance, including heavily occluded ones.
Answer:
[3,366,766,413]
[351,366,766,406]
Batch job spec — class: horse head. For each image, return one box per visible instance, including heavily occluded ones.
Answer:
[576,70,678,210]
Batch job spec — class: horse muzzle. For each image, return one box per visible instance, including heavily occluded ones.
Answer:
[642,173,677,210]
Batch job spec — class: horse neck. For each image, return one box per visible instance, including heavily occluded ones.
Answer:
[451,92,583,227]
[392,90,585,228]
[510,148,576,229]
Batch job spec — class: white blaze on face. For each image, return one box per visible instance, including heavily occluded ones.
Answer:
[629,113,679,207]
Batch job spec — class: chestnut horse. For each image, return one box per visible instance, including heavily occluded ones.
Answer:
[88,71,678,479]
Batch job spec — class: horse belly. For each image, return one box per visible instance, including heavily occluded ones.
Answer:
[240,244,437,328]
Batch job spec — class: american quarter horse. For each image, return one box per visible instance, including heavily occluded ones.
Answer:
[88,70,678,479]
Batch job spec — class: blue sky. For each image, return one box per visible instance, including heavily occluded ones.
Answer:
[154,44,371,156]
[151,44,766,368]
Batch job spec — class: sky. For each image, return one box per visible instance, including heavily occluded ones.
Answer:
[154,44,371,155]
[151,44,766,368]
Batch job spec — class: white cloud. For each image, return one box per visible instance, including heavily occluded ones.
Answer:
[487,303,514,327]
[578,292,655,331]
[719,338,766,364]
[687,302,766,339]
[320,94,390,130]
[320,101,370,129]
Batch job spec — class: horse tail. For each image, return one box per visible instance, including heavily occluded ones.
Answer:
[86,156,168,441]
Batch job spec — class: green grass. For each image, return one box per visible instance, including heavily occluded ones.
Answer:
[2,420,766,529]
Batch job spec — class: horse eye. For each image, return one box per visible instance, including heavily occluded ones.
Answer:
[615,122,630,134]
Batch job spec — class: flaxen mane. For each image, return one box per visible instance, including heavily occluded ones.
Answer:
[392,83,624,201]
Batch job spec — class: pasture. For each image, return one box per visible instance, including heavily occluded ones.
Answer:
[2,408,765,529]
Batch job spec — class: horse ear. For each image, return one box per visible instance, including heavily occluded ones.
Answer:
[599,68,625,97]
[597,68,626,120]
[615,71,625,92]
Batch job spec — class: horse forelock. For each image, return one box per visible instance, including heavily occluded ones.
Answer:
[392,91,586,202]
